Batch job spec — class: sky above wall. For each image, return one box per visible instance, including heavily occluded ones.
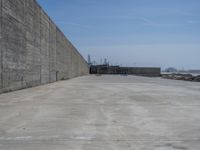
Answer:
[37,0,200,70]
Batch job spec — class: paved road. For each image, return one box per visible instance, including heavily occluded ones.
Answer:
[0,75,200,150]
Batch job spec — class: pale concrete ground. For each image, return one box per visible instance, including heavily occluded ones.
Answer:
[0,75,200,150]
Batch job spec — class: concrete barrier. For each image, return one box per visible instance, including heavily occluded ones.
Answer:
[0,0,89,93]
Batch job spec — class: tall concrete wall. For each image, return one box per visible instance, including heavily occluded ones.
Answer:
[0,0,89,93]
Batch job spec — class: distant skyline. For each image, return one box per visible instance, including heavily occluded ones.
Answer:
[37,0,200,69]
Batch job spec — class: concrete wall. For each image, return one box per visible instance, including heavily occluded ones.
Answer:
[0,0,89,93]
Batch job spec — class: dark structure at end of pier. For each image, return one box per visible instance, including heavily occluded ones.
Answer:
[90,65,161,77]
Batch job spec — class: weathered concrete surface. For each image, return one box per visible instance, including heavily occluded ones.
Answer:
[0,75,200,149]
[0,0,88,93]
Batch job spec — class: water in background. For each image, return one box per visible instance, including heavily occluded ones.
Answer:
[162,72,200,77]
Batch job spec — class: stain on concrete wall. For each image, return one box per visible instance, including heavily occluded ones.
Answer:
[0,0,89,93]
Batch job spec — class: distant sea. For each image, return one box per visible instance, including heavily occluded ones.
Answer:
[162,72,200,76]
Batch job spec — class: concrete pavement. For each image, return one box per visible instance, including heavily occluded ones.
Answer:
[0,75,200,150]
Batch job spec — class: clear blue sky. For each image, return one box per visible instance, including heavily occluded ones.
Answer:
[37,0,200,70]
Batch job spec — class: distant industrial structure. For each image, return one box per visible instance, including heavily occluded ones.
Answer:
[87,55,92,66]
[87,55,161,77]
[90,64,161,77]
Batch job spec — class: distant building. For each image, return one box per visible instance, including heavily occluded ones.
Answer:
[90,65,161,77]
